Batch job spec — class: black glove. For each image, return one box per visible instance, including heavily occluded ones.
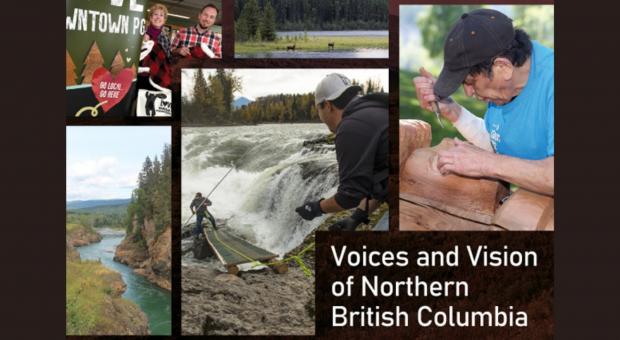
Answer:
[295,199,324,220]
[328,208,369,231]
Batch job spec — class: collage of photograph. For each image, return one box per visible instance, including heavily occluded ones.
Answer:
[65,0,553,337]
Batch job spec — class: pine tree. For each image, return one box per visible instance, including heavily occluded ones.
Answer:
[365,78,378,94]
[66,50,77,86]
[238,0,260,41]
[207,74,226,122]
[261,1,277,41]
[127,144,172,236]
[235,16,249,41]
[110,51,125,76]
[139,156,153,188]
[81,41,104,84]
[191,70,209,124]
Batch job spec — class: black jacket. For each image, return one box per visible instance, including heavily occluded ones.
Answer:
[334,93,389,209]
[190,196,211,216]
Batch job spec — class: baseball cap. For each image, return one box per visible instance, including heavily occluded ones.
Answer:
[434,9,515,99]
[314,73,362,106]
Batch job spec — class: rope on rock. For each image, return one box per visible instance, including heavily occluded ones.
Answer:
[256,241,315,278]
[210,225,315,277]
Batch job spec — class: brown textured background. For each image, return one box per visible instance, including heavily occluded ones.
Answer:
[5,0,620,339]
[316,232,553,339]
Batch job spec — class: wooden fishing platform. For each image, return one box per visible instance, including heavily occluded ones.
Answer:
[196,223,285,275]
[399,120,554,231]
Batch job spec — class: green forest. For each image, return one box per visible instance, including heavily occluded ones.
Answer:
[183,69,242,125]
[183,70,385,125]
[66,201,128,230]
[66,208,126,230]
[235,0,388,41]
[125,144,171,237]
[400,5,554,145]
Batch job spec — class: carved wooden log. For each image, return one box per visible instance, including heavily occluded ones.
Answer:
[400,138,510,225]
[493,189,555,231]
[399,120,431,172]
[400,200,505,231]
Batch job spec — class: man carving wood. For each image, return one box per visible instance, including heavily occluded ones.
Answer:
[413,9,554,196]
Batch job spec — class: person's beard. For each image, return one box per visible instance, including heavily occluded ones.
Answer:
[198,22,210,30]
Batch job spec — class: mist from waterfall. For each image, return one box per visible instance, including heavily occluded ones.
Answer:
[182,124,338,256]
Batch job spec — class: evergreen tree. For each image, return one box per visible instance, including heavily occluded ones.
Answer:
[261,1,277,41]
[126,144,171,236]
[235,15,249,41]
[139,156,153,189]
[110,51,125,76]
[207,74,226,122]
[81,41,104,84]
[215,69,242,119]
[238,0,261,41]
[236,0,388,31]
[189,70,209,124]
[193,70,209,107]
[66,50,77,86]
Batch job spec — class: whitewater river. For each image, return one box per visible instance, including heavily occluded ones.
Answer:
[182,124,338,258]
[77,229,171,335]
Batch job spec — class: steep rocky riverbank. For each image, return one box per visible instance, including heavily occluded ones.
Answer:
[114,218,171,290]
[66,223,102,247]
[66,241,149,335]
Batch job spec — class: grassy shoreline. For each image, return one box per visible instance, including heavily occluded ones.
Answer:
[235,36,388,54]
[66,254,149,335]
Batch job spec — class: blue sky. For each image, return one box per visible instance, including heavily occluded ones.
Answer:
[66,126,170,201]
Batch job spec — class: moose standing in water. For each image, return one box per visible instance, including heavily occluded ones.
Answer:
[328,42,335,51]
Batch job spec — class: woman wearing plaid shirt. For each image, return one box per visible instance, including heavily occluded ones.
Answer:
[144,3,172,58]
[171,4,222,59]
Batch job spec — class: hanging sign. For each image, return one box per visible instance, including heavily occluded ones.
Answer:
[66,0,147,117]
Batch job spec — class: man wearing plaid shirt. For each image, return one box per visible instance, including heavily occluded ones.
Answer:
[171,4,222,59]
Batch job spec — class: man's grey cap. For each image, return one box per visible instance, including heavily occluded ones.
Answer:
[434,9,515,99]
[315,73,362,106]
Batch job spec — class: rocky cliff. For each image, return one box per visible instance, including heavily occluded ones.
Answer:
[66,223,102,247]
[114,218,171,290]
[182,263,315,336]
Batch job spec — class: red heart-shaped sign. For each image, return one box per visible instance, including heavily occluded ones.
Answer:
[91,67,134,112]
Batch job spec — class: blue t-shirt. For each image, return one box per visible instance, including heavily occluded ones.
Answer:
[485,41,554,160]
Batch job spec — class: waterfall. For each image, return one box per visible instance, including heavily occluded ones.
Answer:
[182,124,338,256]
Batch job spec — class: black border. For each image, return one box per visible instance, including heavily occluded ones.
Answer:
[5,0,620,338]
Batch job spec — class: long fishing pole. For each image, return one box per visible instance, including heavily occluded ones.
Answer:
[183,165,234,227]
[204,165,235,199]
[183,146,254,227]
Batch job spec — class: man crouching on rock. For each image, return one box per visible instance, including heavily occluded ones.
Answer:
[295,73,389,231]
